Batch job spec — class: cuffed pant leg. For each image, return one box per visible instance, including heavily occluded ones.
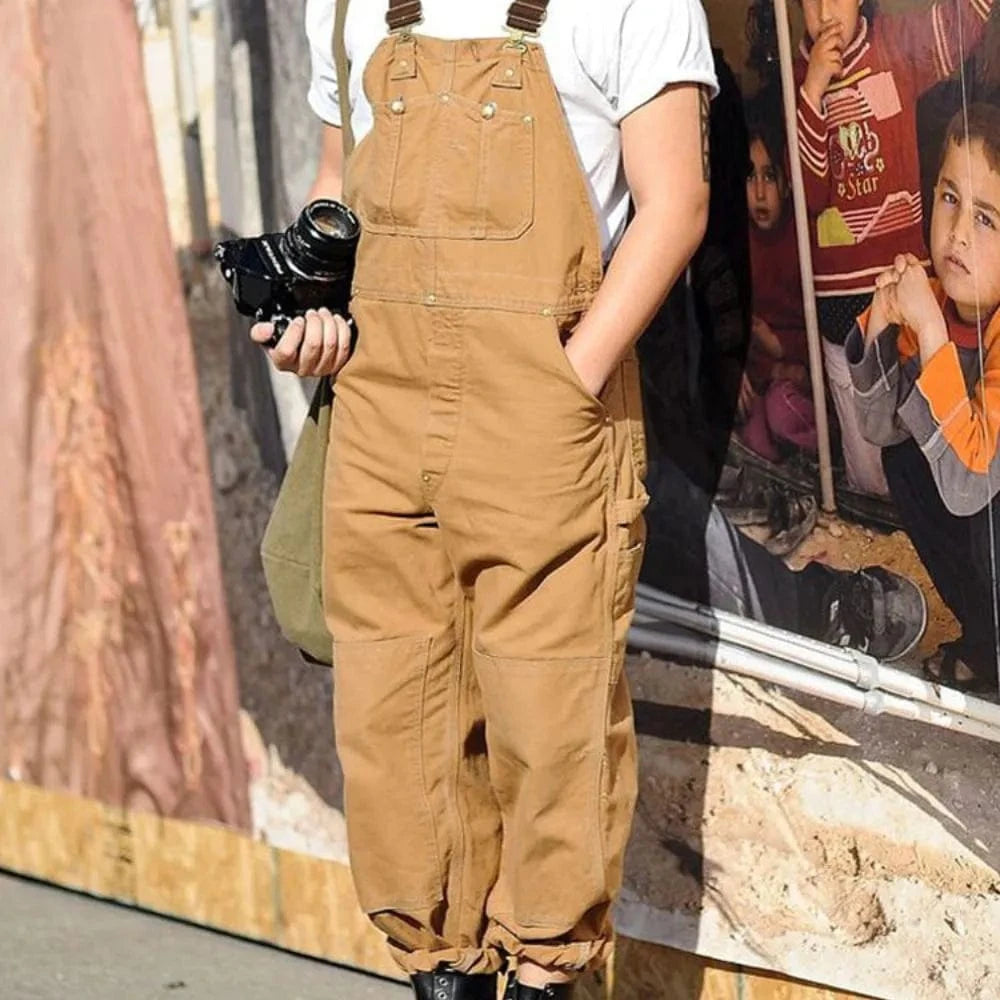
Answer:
[437,315,647,972]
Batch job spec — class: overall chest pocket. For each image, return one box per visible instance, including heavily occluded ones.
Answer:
[356,91,535,241]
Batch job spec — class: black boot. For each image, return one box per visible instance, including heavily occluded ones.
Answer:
[411,971,498,1000]
[502,978,575,999]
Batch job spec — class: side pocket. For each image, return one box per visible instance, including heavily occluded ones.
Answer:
[332,635,444,912]
[611,518,645,648]
[542,315,610,420]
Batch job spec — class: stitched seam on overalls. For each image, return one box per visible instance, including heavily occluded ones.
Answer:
[417,635,448,893]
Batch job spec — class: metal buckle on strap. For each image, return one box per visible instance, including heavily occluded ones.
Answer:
[390,21,422,37]
[503,25,534,51]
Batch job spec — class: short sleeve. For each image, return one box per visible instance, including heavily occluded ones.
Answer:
[306,0,341,126]
[612,0,719,123]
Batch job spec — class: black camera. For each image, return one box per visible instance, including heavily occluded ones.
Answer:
[214,199,360,346]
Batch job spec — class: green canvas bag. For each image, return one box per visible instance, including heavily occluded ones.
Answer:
[259,0,353,666]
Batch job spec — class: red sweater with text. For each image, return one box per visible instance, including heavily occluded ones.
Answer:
[794,1,992,298]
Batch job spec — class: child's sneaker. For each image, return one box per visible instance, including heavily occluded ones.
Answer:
[818,565,928,662]
[764,493,818,557]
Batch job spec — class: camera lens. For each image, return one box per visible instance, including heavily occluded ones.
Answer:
[280,199,361,278]
[310,202,356,239]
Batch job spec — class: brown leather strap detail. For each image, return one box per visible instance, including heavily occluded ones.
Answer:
[386,0,422,31]
[506,0,550,33]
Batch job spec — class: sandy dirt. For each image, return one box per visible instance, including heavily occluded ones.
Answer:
[621,655,1000,1000]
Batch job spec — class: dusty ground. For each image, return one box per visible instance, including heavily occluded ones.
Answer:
[621,656,1000,1000]
[146,14,1000,999]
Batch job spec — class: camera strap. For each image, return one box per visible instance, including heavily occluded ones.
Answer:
[385,0,551,36]
[333,0,354,156]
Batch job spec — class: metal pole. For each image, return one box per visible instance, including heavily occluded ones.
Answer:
[167,0,212,253]
[628,624,1000,745]
[634,584,1000,732]
[773,0,837,512]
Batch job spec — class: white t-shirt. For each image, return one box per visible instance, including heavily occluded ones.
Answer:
[306,0,718,256]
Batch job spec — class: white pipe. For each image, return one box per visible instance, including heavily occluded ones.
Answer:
[633,584,1000,731]
[772,0,836,512]
[628,623,1000,745]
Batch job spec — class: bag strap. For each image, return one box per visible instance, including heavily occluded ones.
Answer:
[385,0,550,35]
[333,0,355,156]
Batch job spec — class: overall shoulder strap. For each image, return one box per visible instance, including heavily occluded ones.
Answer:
[506,1,550,34]
[386,0,422,32]
[333,0,354,156]
[385,0,551,36]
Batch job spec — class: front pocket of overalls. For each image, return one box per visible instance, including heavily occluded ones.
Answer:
[542,317,611,421]
[356,92,535,240]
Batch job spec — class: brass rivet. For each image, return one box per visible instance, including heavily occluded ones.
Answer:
[481,102,497,120]
[390,98,405,114]
[505,67,515,78]
[399,59,408,67]
[426,293,437,304]
[541,307,553,316]
[422,473,432,483]
[522,114,533,124]
[440,93,450,102]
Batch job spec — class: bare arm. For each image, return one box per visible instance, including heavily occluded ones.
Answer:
[565,83,711,395]
[307,123,345,202]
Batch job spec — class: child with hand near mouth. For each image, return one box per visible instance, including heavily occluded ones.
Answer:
[846,104,1000,693]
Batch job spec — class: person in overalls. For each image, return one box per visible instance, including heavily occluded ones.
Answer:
[253,1,716,996]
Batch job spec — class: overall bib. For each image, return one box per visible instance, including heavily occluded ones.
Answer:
[325,0,648,974]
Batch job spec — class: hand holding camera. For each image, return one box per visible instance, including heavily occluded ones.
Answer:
[251,308,354,378]
[215,199,360,377]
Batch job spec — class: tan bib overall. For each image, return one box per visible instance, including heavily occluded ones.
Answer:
[325,0,648,975]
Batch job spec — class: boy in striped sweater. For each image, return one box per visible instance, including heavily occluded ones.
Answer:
[795,0,993,496]
[846,104,1000,693]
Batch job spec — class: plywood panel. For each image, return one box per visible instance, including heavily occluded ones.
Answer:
[0,781,136,902]
[743,966,874,1000]
[131,810,275,941]
[612,936,741,1000]
[0,781,877,1000]
[273,847,403,981]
